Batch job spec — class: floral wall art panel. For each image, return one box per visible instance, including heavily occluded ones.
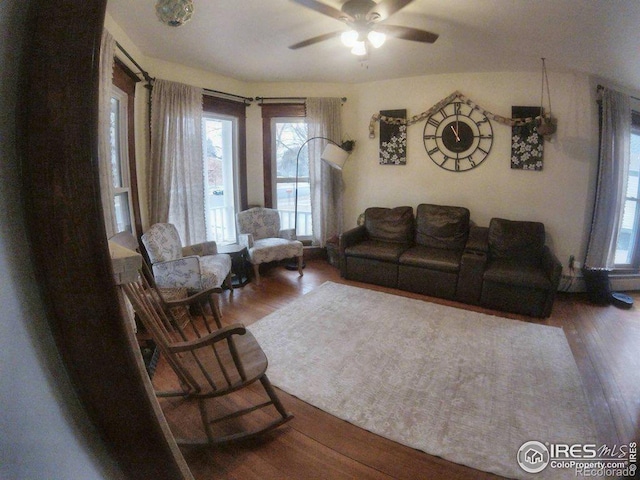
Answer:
[379,109,407,165]
[511,106,544,171]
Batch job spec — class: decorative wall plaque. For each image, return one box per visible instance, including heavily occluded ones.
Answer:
[379,109,407,165]
[511,106,544,171]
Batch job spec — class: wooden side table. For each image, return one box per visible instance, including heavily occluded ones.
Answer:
[219,243,250,287]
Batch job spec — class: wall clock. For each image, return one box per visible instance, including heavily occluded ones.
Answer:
[423,100,493,171]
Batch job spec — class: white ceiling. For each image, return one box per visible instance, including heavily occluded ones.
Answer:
[106,0,640,89]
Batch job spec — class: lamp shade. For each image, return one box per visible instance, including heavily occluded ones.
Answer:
[321,143,350,170]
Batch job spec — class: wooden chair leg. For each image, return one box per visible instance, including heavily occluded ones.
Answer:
[297,255,304,277]
[225,271,233,291]
[253,264,261,285]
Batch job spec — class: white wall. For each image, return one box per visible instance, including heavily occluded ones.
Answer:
[1,2,124,479]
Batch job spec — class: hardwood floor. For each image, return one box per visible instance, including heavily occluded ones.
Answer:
[149,259,640,480]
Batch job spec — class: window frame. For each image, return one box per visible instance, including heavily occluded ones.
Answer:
[202,112,239,244]
[260,103,306,208]
[202,95,248,211]
[614,106,640,271]
[110,85,135,234]
[270,117,312,238]
[112,57,142,236]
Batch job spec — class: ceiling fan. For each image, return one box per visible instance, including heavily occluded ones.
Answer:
[289,0,438,56]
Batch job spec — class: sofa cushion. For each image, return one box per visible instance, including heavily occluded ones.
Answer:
[488,218,545,261]
[399,245,462,273]
[344,239,409,263]
[483,258,551,289]
[415,204,470,250]
[365,206,414,244]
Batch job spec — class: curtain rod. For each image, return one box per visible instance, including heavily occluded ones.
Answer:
[203,88,254,104]
[255,96,347,104]
[115,41,153,84]
[597,84,640,102]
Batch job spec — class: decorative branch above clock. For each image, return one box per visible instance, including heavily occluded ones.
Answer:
[368,90,553,136]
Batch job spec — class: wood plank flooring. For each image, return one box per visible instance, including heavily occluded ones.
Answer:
[149,259,640,480]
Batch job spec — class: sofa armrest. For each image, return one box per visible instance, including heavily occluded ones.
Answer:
[279,228,297,240]
[183,241,218,256]
[464,226,489,254]
[152,256,202,290]
[339,225,367,254]
[238,233,254,249]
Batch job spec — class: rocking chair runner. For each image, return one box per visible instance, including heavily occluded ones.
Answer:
[123,271,293,446]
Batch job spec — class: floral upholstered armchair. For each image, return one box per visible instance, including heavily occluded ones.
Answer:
[141,223,232,293]
[236,207,304,284]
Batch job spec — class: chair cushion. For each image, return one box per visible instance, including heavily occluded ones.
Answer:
[199,254,232,289]
[488,218,545,261]
[344,239,409,263]
[142,223,183,263]
[365,206,414,244]
[399,245,462,273]
[249,238,303,265]
[483,258,551,290]
[415,204,470,250]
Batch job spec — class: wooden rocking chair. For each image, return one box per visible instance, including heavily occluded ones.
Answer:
[123,271,293,446]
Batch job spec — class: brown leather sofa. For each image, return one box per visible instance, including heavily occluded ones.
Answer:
[339,204,562,318]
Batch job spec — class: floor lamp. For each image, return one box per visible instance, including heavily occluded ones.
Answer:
[285,137,351,270]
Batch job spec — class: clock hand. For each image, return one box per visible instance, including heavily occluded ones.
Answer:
[450,124,461,142]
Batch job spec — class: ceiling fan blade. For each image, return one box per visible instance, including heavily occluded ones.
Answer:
[376,24,439,43]
[367,0,414,22]
[291,0,354,22]
[289,31,343,49]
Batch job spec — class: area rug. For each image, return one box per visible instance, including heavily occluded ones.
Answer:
[248,282,598,480]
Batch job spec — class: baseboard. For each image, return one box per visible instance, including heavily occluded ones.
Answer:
[558,272,640,293]
[609,273,640,291]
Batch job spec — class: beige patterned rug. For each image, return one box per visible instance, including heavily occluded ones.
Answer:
[248,282,598,479]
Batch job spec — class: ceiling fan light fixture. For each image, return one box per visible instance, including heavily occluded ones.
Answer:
[367,30,386,48]
[351,41,368,56]
[155,0,194,27]
[341,30,359,47]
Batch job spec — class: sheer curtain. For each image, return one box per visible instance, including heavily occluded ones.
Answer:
[148,79,205,245]
[584,87,631,269]
[306,97,343,247]
[98,29,117,238]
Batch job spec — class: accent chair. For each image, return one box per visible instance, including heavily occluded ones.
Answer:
[141,223,232,293]
[236,207,304,285]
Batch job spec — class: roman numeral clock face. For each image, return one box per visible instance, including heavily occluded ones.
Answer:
[423,101,493,171]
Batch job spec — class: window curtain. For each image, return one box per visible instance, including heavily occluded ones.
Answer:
[148,79,205,245]
[584,87,631,269]
[98,29,117,238]
[307,97,343,247]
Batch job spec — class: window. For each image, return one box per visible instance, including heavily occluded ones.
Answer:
[110,58,141,236]
[614,108,640,268]
[110,86,134,234]
[260,103,308,238]
[272,118,311,237]
[202,95,248,244]
[203,114,237,244]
